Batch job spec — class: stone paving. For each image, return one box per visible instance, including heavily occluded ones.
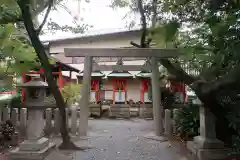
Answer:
[1,119,197,160]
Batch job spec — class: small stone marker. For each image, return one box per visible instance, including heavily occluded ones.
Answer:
[54,108,60,135]
[71,106,77,135]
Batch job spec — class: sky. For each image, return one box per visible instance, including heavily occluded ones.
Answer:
[40,0,140,41]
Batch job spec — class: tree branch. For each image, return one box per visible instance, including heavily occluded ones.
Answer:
[4,62,10,75]
[158,59,197,86]
[203,64,240,94]
[133,0,197,87]
[0,17,22,24]
[137,0,147,47]
[36,0,54,35]
[32,0,52,17]
[0,0,51,25]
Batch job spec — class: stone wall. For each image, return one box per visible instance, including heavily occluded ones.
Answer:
[139,104,153,118]
[89,104,101,116]
[109,104,131,118]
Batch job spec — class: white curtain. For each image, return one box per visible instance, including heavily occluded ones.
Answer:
[90,91,96,102]
[115,92,125,102]
[144,92,151,102]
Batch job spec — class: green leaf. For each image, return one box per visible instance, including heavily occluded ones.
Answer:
[60,83,82,105]
[175,0,187,5]
[164,21,180,42]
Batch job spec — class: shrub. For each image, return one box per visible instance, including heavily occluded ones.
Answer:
[60,83,81,106]
[175,104,200,139]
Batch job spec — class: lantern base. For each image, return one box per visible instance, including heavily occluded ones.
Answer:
[19,137,50,151]
[8,138,56,160]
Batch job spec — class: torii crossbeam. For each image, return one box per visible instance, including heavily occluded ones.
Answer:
[92,64,151,71]
[64,48,179,57]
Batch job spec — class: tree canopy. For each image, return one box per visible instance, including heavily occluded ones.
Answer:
[0,0,91,149]
[111,0,240,151]
[0,0,91,87]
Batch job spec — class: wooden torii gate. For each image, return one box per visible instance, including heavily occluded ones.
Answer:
[64,48,179,137]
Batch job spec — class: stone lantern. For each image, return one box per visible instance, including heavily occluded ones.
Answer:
[9,77,55,160]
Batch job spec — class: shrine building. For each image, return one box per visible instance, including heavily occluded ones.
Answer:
[42,29,186,105]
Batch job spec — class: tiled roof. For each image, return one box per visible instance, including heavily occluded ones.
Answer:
[41,28,141,43]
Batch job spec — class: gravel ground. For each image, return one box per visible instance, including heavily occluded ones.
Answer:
[62,119,196,160]
[2,119,197,160]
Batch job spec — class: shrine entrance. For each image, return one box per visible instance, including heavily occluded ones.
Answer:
[64,48,180,137]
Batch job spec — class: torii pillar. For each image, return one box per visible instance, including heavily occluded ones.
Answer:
[151,57,163,136]
[79,56,92,137]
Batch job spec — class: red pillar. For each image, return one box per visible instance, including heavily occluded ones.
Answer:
[58,69,63,88]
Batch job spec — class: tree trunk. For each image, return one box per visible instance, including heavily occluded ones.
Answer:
[17,1,80,150]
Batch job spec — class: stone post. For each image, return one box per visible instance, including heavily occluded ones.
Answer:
[164,109,172,136]
[77,110,80,130]
[54,108,60,135]
[187,106,229,160]
[172,109,179,134]
[65,108,69,131]
[45,108,52,136]
[11,108,18,127]
[193,106,223,149]
[71,106,77,135]
[151,57,163,136]
[79,56,92,137]
[3,107,10,121]
[19,108,27,137]
[0,108,2,122]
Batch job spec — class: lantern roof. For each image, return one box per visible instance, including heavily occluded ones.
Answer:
[18,77,48,88]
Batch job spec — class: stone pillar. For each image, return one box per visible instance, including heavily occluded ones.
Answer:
[65,108,69,130]
[19,108,27,137]
[187,106,229,160]
[151,57,163,136]
[54,108,60,135]
[172,109,179,134]
[3,107,10,121]
[164,109,172,136]
[0,108,2,122]
[11,108,18,127]
[65,108,69,131]
[193,106,223,149]
[79,56,92,137]
[45,108,52,136]
[71,106,77,135]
